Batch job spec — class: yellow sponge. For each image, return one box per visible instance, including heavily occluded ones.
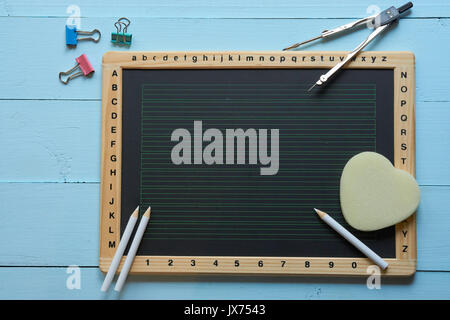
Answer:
[340,152,420,231]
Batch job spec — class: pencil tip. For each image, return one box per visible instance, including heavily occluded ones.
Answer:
[143,206,151,217]
[131,206,139,218]
[314,208,326,218]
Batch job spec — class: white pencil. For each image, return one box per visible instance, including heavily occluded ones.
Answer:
[114,206,151,292]
[314,208,389,270]
[101,206,139,292]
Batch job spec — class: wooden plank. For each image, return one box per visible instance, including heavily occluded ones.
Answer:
[417,186,450,270]
[416,101,450,186]
[0,183,100,266]
[0,100,100,183]
[0,0,446,300]
[1,100,448,185]
[0,183,448,271]
[0,267,449,299]
[99,62,122,268]
[0,17,449,102]
[1,0,449,18]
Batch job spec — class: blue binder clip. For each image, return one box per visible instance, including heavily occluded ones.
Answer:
[66,25,101,47]
[111,17,132,45]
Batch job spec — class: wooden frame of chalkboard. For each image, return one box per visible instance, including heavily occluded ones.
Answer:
[99,51,415,276]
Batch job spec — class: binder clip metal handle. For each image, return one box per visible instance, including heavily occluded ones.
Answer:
[118,17,130,32]
[59,54,95,84]
[66,25,101,47]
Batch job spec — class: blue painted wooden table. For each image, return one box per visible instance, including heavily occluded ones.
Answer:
[0,0,449,299]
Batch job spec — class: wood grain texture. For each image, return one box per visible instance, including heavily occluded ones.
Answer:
[2,99,448,185]
[1,184,448,271]
[99,62,122,267]
[0,100,100,183]
[0,183,99,266]
[1,0,449,18]
[0,267,450,299]
[393,58,416,265]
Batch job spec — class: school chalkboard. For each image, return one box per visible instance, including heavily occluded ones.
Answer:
[100,52,416,275]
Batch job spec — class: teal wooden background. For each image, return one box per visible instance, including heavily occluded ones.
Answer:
[0,0,449,299]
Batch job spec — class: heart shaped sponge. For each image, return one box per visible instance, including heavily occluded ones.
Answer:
[340,152,420,231]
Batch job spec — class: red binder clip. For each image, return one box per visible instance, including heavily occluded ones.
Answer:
[59,54,94,84]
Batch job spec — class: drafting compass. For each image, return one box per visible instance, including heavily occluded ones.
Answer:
[283,2,413,91]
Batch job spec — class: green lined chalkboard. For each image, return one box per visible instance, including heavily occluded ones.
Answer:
[121,68,395,258]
